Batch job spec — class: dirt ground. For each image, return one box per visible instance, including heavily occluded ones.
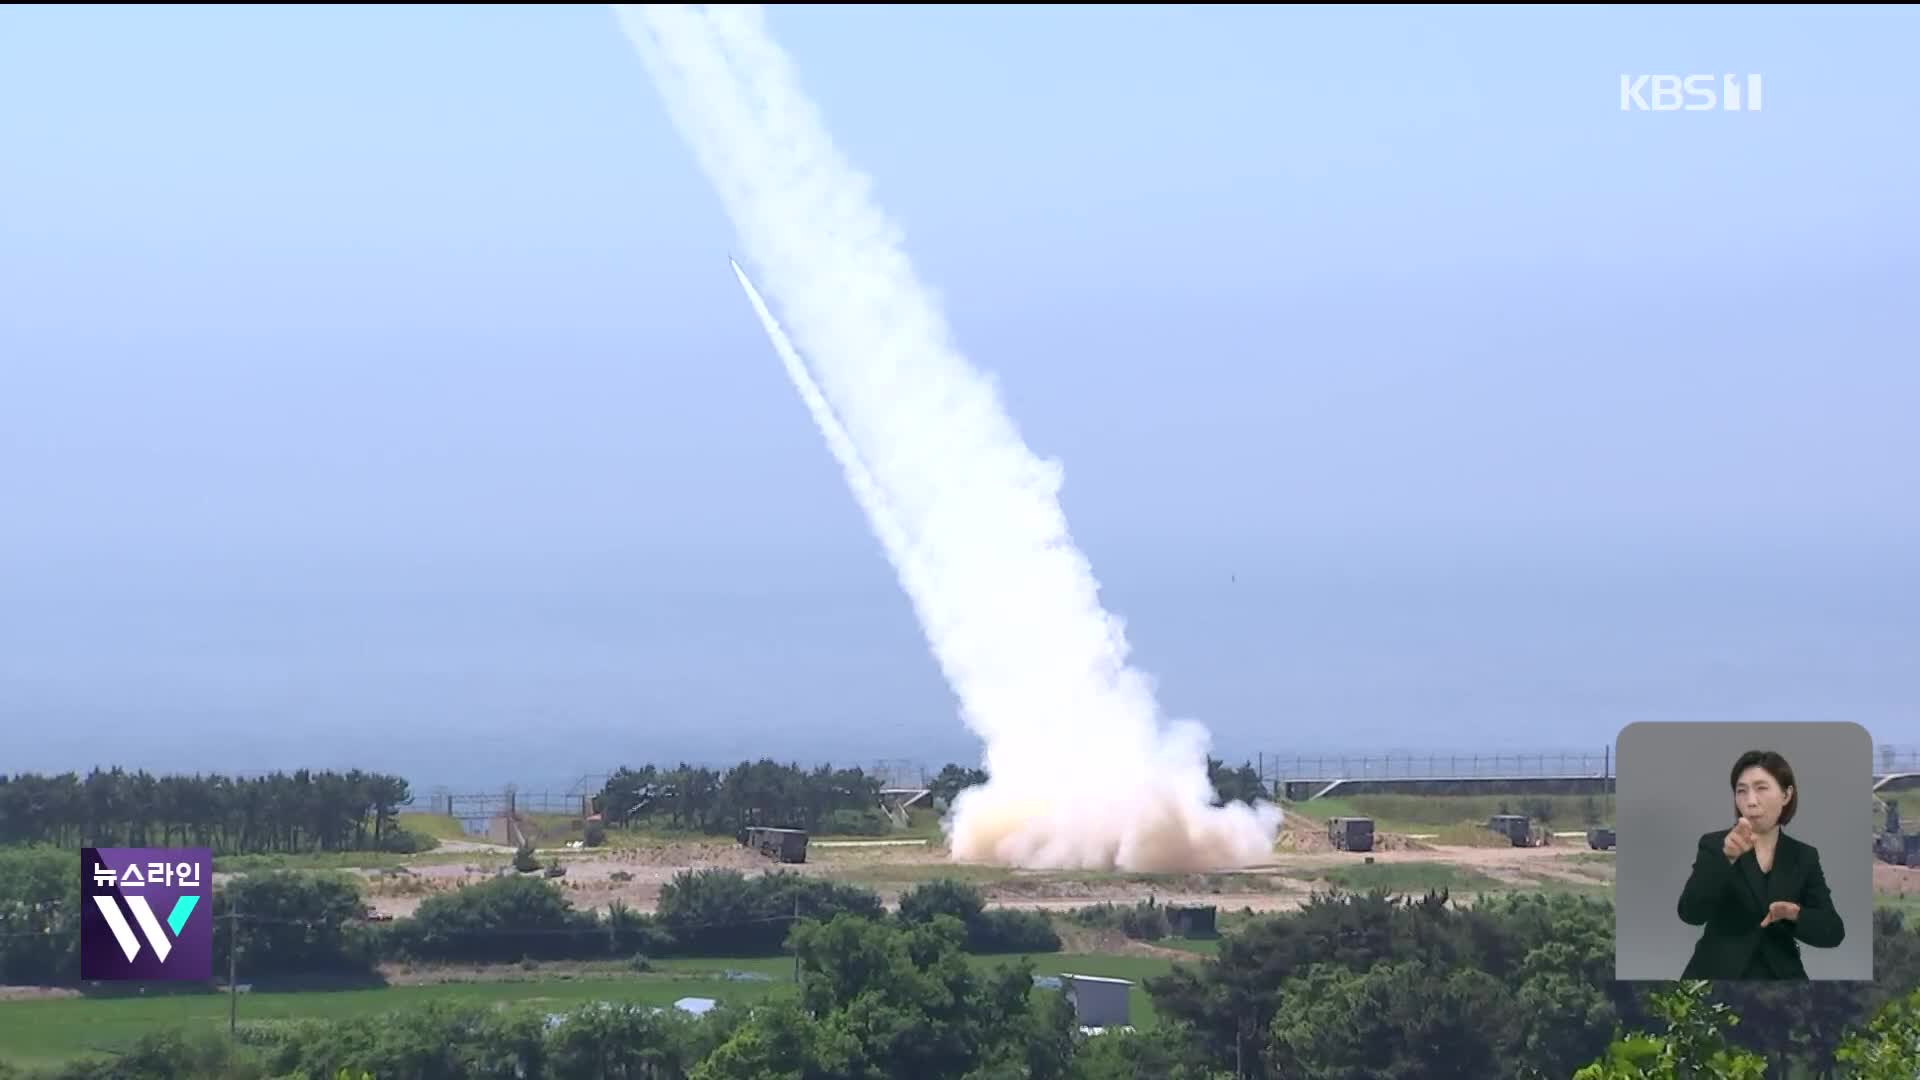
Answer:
[354,828,1623,919]
[346,807,1920,918]
[1875,863,1920,895]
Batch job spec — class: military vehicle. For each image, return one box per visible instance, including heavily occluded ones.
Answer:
[1586,827,1616,850]
[1489,814,1549,847]
[739,825,810,864]
[1875,801,1920,867]
[1327,816,1375,852]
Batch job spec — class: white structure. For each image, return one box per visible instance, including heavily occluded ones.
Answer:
[1061,973,1132,1029]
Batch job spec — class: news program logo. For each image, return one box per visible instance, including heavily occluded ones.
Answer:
[1620,74,1763,112]
[81,848,212,981]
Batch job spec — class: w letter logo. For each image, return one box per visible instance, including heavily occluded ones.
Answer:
[90,894,200,963]
[80,848,213,981]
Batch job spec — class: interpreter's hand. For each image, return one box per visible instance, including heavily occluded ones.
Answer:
[1760,901,1801,928]
[1723,818,1756,863]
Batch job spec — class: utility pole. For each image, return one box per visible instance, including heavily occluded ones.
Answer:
[227,894,239,1037]
[1235,1012,1245,1079]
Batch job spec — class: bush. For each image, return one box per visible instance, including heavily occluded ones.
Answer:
[820,808,894,835]
[0,846,81,986]
[897,878,986,928]
[388,876,601,963]
[606,900,677,958]
[1070,900,1170,941]
[657,869,884,956]
[214,871,378,977]
[379,827,437,854]
[256,1001,546,1080]
[38,1027,268,1080]
[898,878,1062,954]
[971,908,1061,954]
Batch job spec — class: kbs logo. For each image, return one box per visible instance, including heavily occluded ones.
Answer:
[81,848,212,981]
[1620,74,1763,112]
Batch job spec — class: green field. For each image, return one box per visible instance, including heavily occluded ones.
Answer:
[1296,793,1614,832]
[0,953,1185,1068]
[0,976,765,1069]
[814,860,1015,887]
[1316,861,1507,894]
[590,806,950,851]
[1877,894,1920,924]
[213,849,506,874]
[396,814,491,845]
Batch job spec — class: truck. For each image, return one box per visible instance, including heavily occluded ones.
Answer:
[739,825,810,864]
[1488,814,1549,848]
[1327,816,1375,852]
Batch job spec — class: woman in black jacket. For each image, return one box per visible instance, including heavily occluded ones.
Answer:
[1677,749,1845,979]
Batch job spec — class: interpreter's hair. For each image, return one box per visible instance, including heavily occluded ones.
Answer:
[1731,749,1798,826]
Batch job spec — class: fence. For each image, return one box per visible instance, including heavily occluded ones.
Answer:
[1254,743,1920,789]
[424,790,589,819]
[1255,751,1614,786]
[415,745,1920,814]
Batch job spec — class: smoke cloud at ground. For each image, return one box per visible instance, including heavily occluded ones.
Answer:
[616,4,1282,871]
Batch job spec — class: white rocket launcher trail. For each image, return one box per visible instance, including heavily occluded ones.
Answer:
[728,257,946,663]
[630,5,1281,870]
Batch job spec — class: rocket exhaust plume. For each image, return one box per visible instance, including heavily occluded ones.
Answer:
[620,5,1281,870]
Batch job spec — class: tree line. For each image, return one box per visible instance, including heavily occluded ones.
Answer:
[589,756,1273,839]
[1,755,1273,856]
[0,768,418,854]
[594,760,897,835]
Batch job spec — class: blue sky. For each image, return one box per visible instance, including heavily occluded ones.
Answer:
[1,5,1914,789]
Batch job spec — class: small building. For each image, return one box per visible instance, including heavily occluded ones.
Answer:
[1061,973,1132,1029]
[1166,904,1218,938]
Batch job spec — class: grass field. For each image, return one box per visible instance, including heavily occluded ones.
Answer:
[0,953,1183,1068]
[213,849,506,874]
[1297,793,1614,832]
[1315,861,1507,894]
[816,861,1015,887]
[0,976,771,1069]
[398,815,490,845]
[590,806,950,851]
[1877,894,1920,923]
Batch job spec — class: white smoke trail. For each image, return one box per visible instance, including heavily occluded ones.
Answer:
[618,5,1282,870]
[729,259,944,664]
